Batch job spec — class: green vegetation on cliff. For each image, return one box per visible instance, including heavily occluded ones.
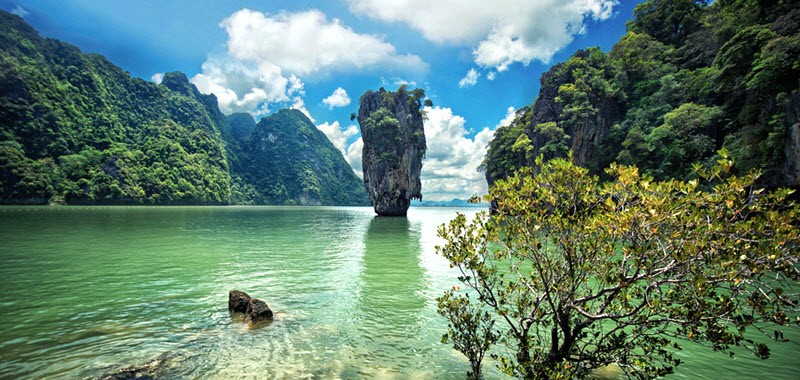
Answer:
[0,11,367,205]
[484,0,800,187]
[233,109,369,206]
[0,9,231,204]
[357,86,427,215]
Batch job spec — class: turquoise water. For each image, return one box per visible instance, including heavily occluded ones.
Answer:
[0,206,797,379]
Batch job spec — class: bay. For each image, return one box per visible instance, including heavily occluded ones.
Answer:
[0,206,797,379]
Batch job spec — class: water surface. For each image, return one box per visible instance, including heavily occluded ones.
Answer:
[0,206,797,379]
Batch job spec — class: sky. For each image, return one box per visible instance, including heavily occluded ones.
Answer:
[2,0,641,201]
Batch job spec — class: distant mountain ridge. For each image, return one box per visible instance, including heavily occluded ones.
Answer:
[0,11,368,205]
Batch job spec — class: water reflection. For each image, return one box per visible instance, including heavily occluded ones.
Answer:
[352,216,429,376]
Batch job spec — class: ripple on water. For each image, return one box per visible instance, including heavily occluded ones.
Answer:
[0,206,797,379]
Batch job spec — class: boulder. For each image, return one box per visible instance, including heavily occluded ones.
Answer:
[243,298,273,323]
[228,290,273,324]
[228,290,251,313]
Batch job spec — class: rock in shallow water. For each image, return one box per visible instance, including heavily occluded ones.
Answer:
[357,87,426,216]
[243,298,273,323]
[99,351,192,379]
[228,290,251,313]
[228,290,273,324]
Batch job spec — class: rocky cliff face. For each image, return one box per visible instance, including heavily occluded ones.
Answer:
[484,49,625,189]
[523,50,626,170]
[781,88,800,187]
[483,1,800,191]
[357,87,426,216]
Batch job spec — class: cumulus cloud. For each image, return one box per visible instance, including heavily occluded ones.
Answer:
[222,9,425,75]
[322,87,351,109]
[381,77,418,89]
[393,79,417,87]
[497,106,517,128]
[458,68,480,88]
[317,121,358,153]
[417,106,516,200]
[345,137,364,178]
[191,8,425,117]
[346,0,616,72]
[150,73,164,84]
[191,58,301,116]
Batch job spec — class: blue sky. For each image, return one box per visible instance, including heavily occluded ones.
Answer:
[3,0,640,200]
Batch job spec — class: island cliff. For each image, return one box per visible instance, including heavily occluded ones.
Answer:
[357,87,427,216]
[482,0,800,189]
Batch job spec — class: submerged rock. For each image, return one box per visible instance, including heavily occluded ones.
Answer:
[228,290,273,324]
[357,87,427,216]
[99,351,192,380]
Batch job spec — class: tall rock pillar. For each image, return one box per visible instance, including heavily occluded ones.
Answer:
[357,87,427,216]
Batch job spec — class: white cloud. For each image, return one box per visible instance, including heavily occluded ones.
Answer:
[338,106,516,199]
[11,5,29,17]
[382,77,418,88]
[487,71,497,81]
[191,58,301,116]
[497,106,517,128]
[417,106,497,200]
[191,8,425,118]
[346,0,617,72]
[221,9,426,76]
[458,68,480,88]
[344,137,364,178]
[322,87,351,109]
[317,121,358,153]
[150,73,164,84]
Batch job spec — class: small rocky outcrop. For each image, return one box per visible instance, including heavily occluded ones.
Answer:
[228,290,252,313]
[244,299,272,324]
[357,87,427,216]
[228,290,273,323]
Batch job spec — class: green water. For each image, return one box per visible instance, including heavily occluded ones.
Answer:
[0,206,797,379]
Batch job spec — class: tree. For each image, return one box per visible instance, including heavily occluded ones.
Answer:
[437,291,498,379]
[532,122,569,161]
[480,123,529,187]
[647,103,722,180]
[627,0,706,45]
[438,152,799,379]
